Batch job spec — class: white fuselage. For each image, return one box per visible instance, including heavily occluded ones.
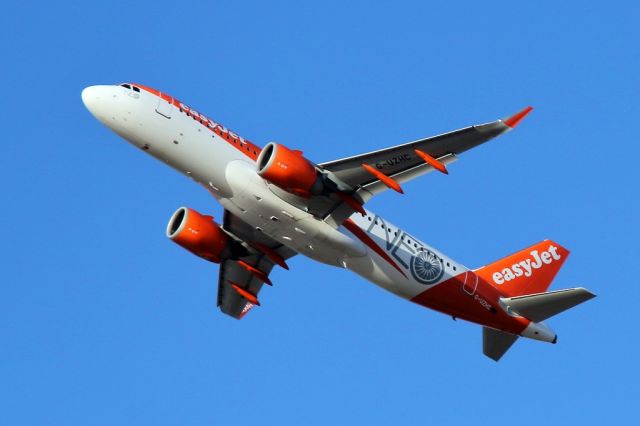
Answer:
[83,82,580,355]
[81,84,467,303]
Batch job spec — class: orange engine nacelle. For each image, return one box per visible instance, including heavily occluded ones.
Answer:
[166,207,230,263]
[256,142,323,198]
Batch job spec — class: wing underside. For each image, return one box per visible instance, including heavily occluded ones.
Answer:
[320,115,522,201]
[268,108,531,226]
[217,210,296,319]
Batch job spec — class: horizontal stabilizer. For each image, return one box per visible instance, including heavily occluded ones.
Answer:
[502,287,596,322]
[483,327,519,361]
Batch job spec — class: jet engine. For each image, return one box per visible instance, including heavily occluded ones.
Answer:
[256,142,323,198]
[166,207,231,263]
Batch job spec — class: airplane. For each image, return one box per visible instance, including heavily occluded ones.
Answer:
[82,83,595,361]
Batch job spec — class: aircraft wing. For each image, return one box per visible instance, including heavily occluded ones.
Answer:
[319,107,532,204]
[217,210,297,319]
[258,108,532,226]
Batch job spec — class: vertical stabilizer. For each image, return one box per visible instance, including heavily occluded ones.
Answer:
[475,240,569,297]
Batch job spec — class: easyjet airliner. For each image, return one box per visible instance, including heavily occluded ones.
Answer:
[82,83,595,361]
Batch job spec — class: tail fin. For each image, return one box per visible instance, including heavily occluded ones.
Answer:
[475,240,569,297]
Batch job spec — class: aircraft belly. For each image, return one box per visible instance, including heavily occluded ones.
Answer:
[223,160,367,266]
[341,254,404,295]
[106,96,240,198]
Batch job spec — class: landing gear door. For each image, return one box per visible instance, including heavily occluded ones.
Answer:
[155,93,173,119]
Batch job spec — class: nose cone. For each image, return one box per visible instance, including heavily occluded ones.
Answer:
[81,85,112,121]
[81,85,98,113]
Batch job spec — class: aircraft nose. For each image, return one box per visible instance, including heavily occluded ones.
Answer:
[82,85,100,115]
[81,85,111,120]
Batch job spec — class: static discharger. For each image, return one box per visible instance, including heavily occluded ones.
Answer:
[230,282,261,305]
[414,149,448,174]
[236,260,272,285]
[251,242,289,270]
[361,163,404,194]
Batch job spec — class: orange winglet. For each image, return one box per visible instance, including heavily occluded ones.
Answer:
[361,163,404,194]
[414,149,448,174]
[503,106,533,128]
[236,260,272,285]
[251,242,289,270]
[335,191,366,215]
[230,282,261,306]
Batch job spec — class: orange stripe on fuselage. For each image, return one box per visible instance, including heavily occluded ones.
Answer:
[131,83,261,161]
[343,219,408,279]
[410,272,530,334]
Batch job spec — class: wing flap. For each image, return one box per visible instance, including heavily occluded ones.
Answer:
[216,210,297,319]
[218,256,272,318]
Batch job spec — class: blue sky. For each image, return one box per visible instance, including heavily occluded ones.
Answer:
[1,1,638,424]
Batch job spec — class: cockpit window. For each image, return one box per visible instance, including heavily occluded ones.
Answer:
[120,84,132,89]
[132,86,140,93]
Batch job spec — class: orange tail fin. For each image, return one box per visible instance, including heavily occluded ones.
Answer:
[475,240,569,297]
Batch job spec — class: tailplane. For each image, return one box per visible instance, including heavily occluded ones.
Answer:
[483,287,596,361]
[501,287,596,322]
[477,241,595,361]
[475,240,569,297]
[483,327,518,361]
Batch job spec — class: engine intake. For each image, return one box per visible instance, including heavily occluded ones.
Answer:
[166,207,230,263]
[256,142,323,198]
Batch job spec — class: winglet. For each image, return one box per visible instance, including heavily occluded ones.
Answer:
[503,106,533,128]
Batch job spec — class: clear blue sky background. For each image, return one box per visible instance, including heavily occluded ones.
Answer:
[1,1,638,425]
